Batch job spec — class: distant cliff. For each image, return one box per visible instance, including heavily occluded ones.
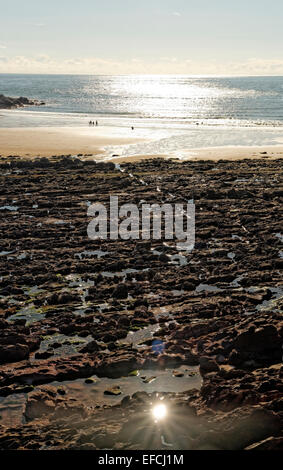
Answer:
[0,94,45,109]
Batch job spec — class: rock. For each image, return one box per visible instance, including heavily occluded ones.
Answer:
[0,343,29,363]
[197,407,281,450]
[231,325,282,366]
[50,342,62,349]
[128,370,139,377]
[0,94,45,109]
[131,391,149,402]
[199,356,220,376]
[47,292,81,305]
[0,319,8,329]
[79,340,100,354]
[24,387,87,422]
[113,284,128,299]
[245,436,283,450]
[102,333,117,343]
[160,253,170,263]
[34,351,54,360]
[96,354,138,378]
[234,326,281,353]
[104,386,122,396]
[216,354,226,364]
[117,315,131,328]
[85,378,95,384]
[24,390,57,421]
[121,395,131,407]
[229,349,244,366]
[143,376,156,384]
[173,370,184,377]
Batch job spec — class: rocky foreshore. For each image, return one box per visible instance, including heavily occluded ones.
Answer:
[0,94,45,109]
[0,155,282,450]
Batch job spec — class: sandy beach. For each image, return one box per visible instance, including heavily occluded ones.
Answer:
[0,126,283,161]
[0,127,146,158]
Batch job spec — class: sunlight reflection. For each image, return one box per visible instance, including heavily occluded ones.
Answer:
[152,403,167,421]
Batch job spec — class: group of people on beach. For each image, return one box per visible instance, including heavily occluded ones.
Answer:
[88,120,135,131]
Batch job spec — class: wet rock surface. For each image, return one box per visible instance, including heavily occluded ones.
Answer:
[0,155,282,450]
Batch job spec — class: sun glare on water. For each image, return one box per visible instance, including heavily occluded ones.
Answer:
[152,404,167,421]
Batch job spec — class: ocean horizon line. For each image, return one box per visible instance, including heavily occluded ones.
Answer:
[1,72,283,78]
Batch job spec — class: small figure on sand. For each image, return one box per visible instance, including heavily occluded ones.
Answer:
[89,120,92,126]
[96,121,98,126]
[131,126,134,131]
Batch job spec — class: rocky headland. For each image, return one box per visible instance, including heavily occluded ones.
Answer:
[0,94,45,109]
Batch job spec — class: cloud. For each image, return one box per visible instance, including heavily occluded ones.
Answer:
[0,44,7,49]
[227,58,283,75]
[173,12,181,17]
[1,54,283,75]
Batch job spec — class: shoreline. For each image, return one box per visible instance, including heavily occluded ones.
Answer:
[107,145,283,163]
[0,126,283,161]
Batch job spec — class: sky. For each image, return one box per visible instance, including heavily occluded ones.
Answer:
[0,0,283,75]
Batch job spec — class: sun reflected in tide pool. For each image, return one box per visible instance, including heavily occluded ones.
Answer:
[152,403,167,422]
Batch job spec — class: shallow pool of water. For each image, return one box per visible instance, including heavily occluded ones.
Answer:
[119,324,161,346]
[0,205,19,211]
[32,334,93,360]
[196,284,223,293]
[50,366,201,407]
[75,250,110,260]
[7,304,46,324]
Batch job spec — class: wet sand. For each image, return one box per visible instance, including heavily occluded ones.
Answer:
[0,127,146,157]
[0,127,283,161]
[109,145,283,163]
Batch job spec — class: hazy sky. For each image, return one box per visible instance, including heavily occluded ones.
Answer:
[0,0,283,74]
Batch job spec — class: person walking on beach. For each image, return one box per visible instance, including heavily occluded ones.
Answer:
[96,120,98,126]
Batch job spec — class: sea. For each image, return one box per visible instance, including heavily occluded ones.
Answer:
[0,74,283,157]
